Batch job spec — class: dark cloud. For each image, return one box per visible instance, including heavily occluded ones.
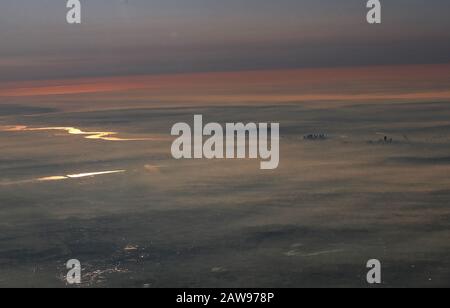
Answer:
[1,0,450,81]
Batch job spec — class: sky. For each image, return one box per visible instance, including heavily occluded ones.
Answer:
[0,0,450,82]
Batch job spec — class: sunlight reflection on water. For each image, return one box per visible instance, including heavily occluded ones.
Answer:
[0,125,161,141]
[1,170,126,186]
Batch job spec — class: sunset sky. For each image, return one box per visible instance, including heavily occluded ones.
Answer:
[1,0,450,83]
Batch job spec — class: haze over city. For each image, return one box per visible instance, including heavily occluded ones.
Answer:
[0,0,449,288]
